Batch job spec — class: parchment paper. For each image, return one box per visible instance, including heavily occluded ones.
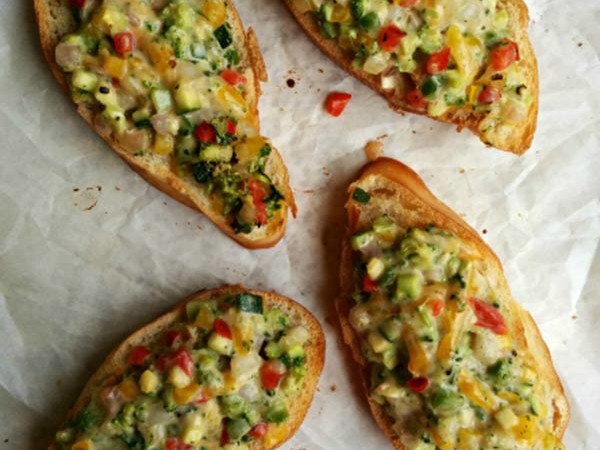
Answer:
[1,0,599,448]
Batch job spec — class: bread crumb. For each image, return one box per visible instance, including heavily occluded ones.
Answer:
[330,384,337,392]
[459,168,465,174]
[365,140,384,161]
[482,229,487,234]
[303,189,315,194]
[115,186,121,191]
[572,315,577,320]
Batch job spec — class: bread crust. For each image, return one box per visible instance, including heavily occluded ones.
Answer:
[48,285,326,450]
[283,0,538,154]
[34,0,296,249]
[337,157,569,449]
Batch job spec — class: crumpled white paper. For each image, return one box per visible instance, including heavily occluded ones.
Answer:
[1,0,599,448]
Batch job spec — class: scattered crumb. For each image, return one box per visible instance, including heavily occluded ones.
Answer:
[330,384,337,392]
[412,130,416,134]
[318,68,324,73]
[163,201,168,206]
[578,42,583,47]
[365,140,384,161]
[72,186,101,211]
[376,133,389,140]
[197,225,203,230]
[316,387,320,393]
[459,168,465,174]
[482,229,487,234]
[572,315,577,320]
[73,188,80,192]
[322,167,331,176]
[115,186,121,191]
[303,189,315,194]
[286,78,296,88]
[4,439,8,443]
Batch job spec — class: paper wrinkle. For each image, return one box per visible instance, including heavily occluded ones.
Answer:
[1,0,600,448]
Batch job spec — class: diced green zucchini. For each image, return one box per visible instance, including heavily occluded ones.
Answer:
[174,82,205,112]
[265,341,283,359]
[281,369,304,394]
[394,272,423,302]
[529,395,542,416]
[132,107,151,129]
[320,20,338,39]
[265,308,289,336]
[185,300,203,321]
[446,256,461,277]
[399,32,420,57]
[235,293,263,314]
[102,106,126,133]
[94,82,118,106]
[71,70,98,92]
[150,88,173,113]
[487,358,513,388]
[358,12,380,31]
[381,348,399,370]
[352,187,371,204]
[372,215,398,242]
[421,76,443,99]
[350,0,367,20]
[286,345,305,359]
[199,144,233,162]
[220,394,247,419]
[265,400,289,424]
[208,332,233,356]
[495,406,519,430]
[321,3,334,21]
[419,27,443,54]
[227,418,250,440]
[379,318,403,342]
[429,388,465,416]
[350,230,375,251]
[214,25,232,49]
[367,330,393,354]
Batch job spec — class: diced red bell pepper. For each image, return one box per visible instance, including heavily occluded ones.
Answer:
[469,298,508,335]
[225,119,237,135]
[155,353,171,372]
[406,376,430,393]
[165,438,193,450]
[363,275,378,293]
[490,40,519,71]
[429,299,444,317]
[195,121,216,143]
[478,86,502,104]
[164,330,183,348]
[427,47,451,74]
[220,69,247,86]
[221,427,231,445]
[248,179,268,226]
[249,422,268,440]
[407,89,427,108]
[260,360,286,390]
[214,318,232,340]
[398,0,419,6]
[69,0,87,8]
[128,345,151,367]
[378,24,406,52]
[325,92,352,117]
[113,32,135,55]
[172,347,195,376]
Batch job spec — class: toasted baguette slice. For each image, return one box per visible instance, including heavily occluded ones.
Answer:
[35,0,296,248]
[338,157,568,449]
[50,285,325,450]
[284,0,538,154]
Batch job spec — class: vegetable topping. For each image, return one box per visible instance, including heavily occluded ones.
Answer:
[55,0,288,234]
[55,292,311,450]
[348,212,565,450]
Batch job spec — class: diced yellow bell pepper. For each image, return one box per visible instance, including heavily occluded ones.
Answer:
[404,326,429,376]
[429,425,454,450]
[512,414,542,443]
[216,84,249,118]
[437,301,470,363]
[330,4,352,23]
[202,0,227,28]
[102,55,127,80]
[445,25,480,84]
[174,381,201,405]
[457,428,479,447]
[234,136,267,164]
[468,85,479,105]
[542,432,562,450]
[71,439,94,450]
[498,391,522,404]
[119,378,139,401]
[232,325,249,356]
[145,41,174,74]
[457,371,497,413]
[154,133,174,155]
[223,370,236,393]
[194,307,214,330]
[264,423,288,448]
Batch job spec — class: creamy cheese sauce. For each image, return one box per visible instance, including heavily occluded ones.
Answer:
[348,210,564,450]
[305,0,533,142]
[55,293,310,450]
[55,0,286,233]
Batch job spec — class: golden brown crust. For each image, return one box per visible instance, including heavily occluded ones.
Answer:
[337,157,569,449]
[34,0,295,248]
[283,0,538,154]
[48,285,326,450]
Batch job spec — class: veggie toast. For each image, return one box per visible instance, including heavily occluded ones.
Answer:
[50,285,325,450]
[338,158,569,449]
[35,0,296,248]
[284,0,539,154]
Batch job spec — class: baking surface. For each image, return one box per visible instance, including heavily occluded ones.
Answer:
[1,0,599,448]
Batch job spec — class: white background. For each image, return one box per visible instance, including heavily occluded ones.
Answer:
[1,0,599,448]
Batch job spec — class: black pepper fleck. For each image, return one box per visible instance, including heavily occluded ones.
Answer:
[99,86,110,94]
[286,78,296,88]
